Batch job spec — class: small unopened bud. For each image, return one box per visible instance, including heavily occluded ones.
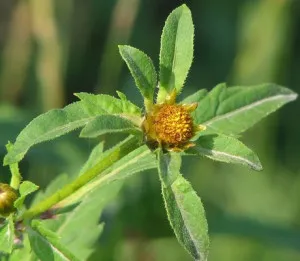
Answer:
[0,183,18,216]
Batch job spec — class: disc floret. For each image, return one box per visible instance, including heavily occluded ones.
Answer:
[143,92,205,151]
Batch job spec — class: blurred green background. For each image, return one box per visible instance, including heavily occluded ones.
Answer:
[0,0,300,260]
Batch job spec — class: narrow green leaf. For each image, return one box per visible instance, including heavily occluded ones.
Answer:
[43,182,122,260]
[28,220,80,261]
[158,4,194,102]
[188,134,262,171]
[180,89,208,104]
[80,115,141,138]
[193,83,297,135]
[0,216,14,254]
[119,45,157,107]
[75,92,141,116]
[3,102,92,165]
[157,149,181,187]
[14,181,39,209]
[36,143,142,260]
[57,145,156,207]
[157,149,209,261]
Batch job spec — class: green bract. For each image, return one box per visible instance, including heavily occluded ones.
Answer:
[1,4,297,261]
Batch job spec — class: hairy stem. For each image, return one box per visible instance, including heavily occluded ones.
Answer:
[21,136,139,220]
[9,163,22,190]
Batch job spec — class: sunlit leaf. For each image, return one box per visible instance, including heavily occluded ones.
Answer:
[14,181,39,209]
[28,220,80,261]
[188,134,262,171]
[157,150,209,261]
[41,182,123,260]
[57,145,156,206]
[3,102,92,165]
[75,92,141,117]
[158,4,194,102]
[193,83,297,135]
[80,114,141,138]
[119,45,157,107]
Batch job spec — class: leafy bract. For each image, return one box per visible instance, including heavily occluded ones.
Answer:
[157,149,209,261]
[180,89,208,104]
[119,45,157,108]
[158,4,194,103]
[14,181,39,209]
[193,83,297,135]
[28,220,80,261]
[0,216,14,254]
[3,102,92,165]
[80,115,141,138]
[188,134,262,171]
[75,92,141,117]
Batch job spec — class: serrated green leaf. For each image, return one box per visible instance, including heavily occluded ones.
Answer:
[57,145,156,207]
[42,182,122,260]
[28,220,80,261]
[157,149,181,187]
[80,115,141,138]
[193,83,297,135]
[3,102,93,165]
[14,181,39,209]
[157,149,209,261]
[119,45,157,107]
[75,92,141,117]
[180,89,208,104]
[187,134,262,171]
[36,143,123,260]
[158,4,194,103]
[0,216,14,254]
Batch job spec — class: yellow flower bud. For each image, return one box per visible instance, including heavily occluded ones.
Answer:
[0,183,18,216]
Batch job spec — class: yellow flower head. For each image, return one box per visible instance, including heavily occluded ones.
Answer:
[142,91,206,151]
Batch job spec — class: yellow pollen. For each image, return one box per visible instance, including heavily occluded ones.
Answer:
[153,104,194,146]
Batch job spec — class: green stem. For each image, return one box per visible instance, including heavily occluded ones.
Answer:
[9,163,21,190]
[21,136,139,220]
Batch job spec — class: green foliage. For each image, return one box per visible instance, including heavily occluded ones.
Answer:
[187,134,262,171]
[14,181,39,209]
[59,145,156,206]
[119,45,157,109]
[158,149,209,261]
[3,102,91,165]
[0,216,14,254]
[80,115,141,138]
[158,4,194,103]
[193,83,297,135]
[75,93,141,117]
[28,220,80,261]
[181,89,208,104]
[0,3,297,261]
